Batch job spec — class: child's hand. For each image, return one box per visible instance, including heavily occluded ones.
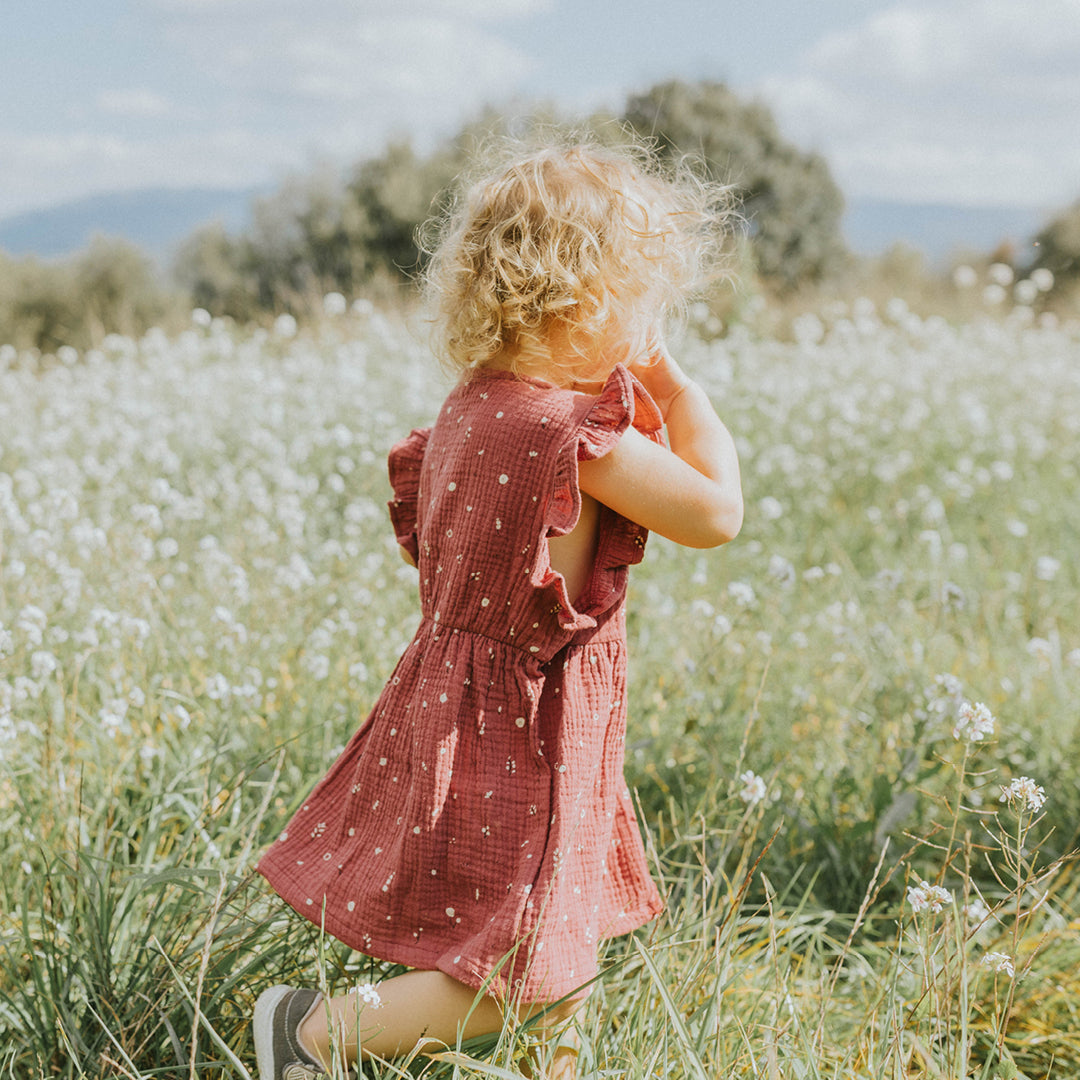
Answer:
[580,327,743,548]
[628,334,692,418]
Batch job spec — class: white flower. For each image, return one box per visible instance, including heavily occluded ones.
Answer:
[13,676,41,702]
[1027,637,1053,668]
[323,292,347,317]
[926,673,963,717]
[1014,279,1039,305]
[31,650,58,679]
[768,554,795,588]
[952,264,977,288]
[988,262,1014,287]
[982,951,1015,978]
[203,673,232,703]
[1034,555,1060,581]
[999,776,1047,813]
[1030,267,1054,292]
[16,604,47,647]
[952,700,995,743]
[273,313,298,338]
[302,652,331,681]
[98,699,129,736]
[874,567,903,591]
[1010,278,1036,304]
[727,581,756,607]
[907,880,952,914]
[962,898,990,925]
[738,770,767,806]
[350,982,382,1008]
[759,496,784,521]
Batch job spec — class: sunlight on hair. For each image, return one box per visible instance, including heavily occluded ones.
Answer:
[420,131,735,384]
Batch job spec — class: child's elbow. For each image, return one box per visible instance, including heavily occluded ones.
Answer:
[689,496,744,548]
[711,504,744,547]
[719,500,745,544]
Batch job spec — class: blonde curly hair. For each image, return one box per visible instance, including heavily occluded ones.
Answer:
[420,134,732,383]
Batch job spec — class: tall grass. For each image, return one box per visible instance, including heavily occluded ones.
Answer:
[2,294,1079,1076]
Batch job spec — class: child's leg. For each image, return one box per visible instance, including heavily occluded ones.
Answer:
[299,969,504,1066]
[299,969,582,1075]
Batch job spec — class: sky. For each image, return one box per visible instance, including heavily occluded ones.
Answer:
[2,0,1080,221]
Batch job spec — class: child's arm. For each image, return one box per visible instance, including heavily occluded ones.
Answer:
[577,347,743,548]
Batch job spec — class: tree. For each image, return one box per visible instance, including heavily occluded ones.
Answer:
[1,239,175,351]
[1028,197,1080,299]
[174,222,261,320]
[346,142,444,282]
[0,254,77,350]
[72,236,172,340]
[621,80,847,290]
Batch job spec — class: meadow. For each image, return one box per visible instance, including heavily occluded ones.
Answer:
[1,289,1079,1078]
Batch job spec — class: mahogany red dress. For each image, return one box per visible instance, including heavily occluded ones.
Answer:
[257,364,665,1002]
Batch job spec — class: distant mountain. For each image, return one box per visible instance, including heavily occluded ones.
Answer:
[0,187,262,262]
[0,186,1054,266]
[843,198,1047,263]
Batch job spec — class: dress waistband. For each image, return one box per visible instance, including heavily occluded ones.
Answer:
[414,606,623,662]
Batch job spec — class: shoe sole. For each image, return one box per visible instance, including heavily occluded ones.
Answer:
[253,984,294,1080]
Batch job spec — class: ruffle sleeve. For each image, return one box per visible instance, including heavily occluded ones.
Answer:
[539,365,666,631]
[387,427,430,563]
[576,364,665,462]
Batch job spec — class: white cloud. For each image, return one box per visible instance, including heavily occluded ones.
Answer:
[152,0,551,19]
[159,6,540,146]
[757,0,1080,207]
[214,16,531,105]
[0,129,289,218]
[95,89,173,118]
[0,3,546,217]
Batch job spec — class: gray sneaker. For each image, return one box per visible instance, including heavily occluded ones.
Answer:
[253,985,327,1080]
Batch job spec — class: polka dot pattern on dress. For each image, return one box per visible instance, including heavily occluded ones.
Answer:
[257,364,666,1003]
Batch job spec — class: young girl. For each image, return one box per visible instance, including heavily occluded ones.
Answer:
[254,138,743,1079]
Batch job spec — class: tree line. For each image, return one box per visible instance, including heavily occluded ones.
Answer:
[2,79,1078,352]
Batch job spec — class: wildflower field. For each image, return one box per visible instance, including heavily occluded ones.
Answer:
[2,295,1079,1078]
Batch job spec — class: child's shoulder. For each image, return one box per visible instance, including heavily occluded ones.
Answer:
[440,366,648,445]
[446,370,588,421]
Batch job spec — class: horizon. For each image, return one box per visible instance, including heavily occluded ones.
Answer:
[0,183,1050,266]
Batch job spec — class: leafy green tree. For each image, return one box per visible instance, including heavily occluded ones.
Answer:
[174,222,259,320]
[1,238,175,351]
[0,254,77,350]
[1029,197,1080,298]
[342,109,525,285]
[72,236,172,339]
[621,79,847,290]
[346,142,445,282]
